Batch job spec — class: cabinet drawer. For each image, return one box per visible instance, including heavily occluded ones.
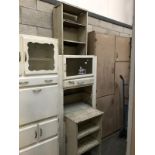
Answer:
[39,118,58,141]
[20,137,59,155]
[19,85,58,125]
[19,124,38,149]
[64,78,94,89]
[19,75,58,87]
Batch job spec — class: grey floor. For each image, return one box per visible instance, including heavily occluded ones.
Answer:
[101,132,127,155]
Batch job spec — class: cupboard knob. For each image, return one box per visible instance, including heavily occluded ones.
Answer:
[68,81,75,84]
[40,128,43,137]
[19,52,21,62]
[44,79,53,83]
[33,89,42,93]
[35,131,37,139]
[78,81,84,85]
[19,81,29,85]
[25,53,27,62]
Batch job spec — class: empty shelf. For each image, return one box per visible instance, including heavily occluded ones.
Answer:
[78,125,100,140]
[29,58,52,61]
[63,19,85,28]
[64,39,86,45]
[78,137,99,155]
[65,103,103,123]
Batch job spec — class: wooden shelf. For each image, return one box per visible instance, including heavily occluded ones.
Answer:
[78,125,100,140]
[64,39,86,45]
[78,137,99,155]
[63,19,85,28]
[29,58,52,61]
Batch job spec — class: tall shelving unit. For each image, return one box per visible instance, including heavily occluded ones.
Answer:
[53,2,88,55]
[53,2,103,155]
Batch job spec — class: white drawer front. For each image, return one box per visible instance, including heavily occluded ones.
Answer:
[64,78,94,89]
[19,124,38,149]
[19,85,58,125]
[20,137,59,155]
[39,118,58,141]
[19,76,58,87]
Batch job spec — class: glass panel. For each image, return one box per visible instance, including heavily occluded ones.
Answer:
[27,42,54,71]
[66,58,92,76]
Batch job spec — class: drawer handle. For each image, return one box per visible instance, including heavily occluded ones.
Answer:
[44,79,53,83]
[40,128,43,137]
[35,131,37,139]
[19,52,21,62]
[33,89,42,93]
[68,81,75,84]
[78,81,85,85]
[19,81,29,85]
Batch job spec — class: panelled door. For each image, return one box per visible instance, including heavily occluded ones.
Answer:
[115,36,131,61]
[88,32,115,98]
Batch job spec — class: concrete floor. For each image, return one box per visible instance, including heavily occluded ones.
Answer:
[101,132,127,155]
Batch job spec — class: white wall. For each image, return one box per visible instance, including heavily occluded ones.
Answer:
[61,0,133,25]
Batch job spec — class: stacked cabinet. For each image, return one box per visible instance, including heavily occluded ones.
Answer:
[88,31,131,137]
[19,35,59,155]
[53,2,103,155]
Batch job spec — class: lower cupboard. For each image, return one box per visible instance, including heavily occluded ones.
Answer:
[19,137,59,155]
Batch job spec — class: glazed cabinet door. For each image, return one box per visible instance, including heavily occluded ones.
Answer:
[20,35,58,75]
[19,85,58,125]
[20,137,59,155]
[19,124,38,149]
[38,118,58,141]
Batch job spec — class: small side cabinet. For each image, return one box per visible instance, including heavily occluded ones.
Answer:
[65,104,103,155]
[20,118,58,149]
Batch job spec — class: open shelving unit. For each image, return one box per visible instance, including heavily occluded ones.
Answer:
[64,103,103,155]
[53,2,88,55]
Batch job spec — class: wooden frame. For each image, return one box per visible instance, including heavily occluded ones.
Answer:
[53,2,88,55]
[63,55,96,80]
[20,34,58,76]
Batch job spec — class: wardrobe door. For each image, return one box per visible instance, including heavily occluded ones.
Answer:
[115,36,131,61]
[96,95,115,138]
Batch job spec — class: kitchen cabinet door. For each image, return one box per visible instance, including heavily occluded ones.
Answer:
[39,118,58,141]
[20,137,59,155]
[19,124,38,149]
[115,36,131,61]
[88,32,115,97]
[96,95,115,138]
[114,62,130,130]
[19,85,58,125]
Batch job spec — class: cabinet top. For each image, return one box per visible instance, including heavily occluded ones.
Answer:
[65,102,103,123]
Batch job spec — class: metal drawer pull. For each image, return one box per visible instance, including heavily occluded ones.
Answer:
[35,131,37,139]
[68,81,75,84]
[19,81,29,85]
[40,128,43,137]
[44,79,53,83]
[78,81,85,85]
[33,89,42,93]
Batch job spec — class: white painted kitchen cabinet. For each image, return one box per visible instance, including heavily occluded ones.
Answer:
[19,124,38,149]
[19,35,60,155]
[20,34,58,76]
[20,118,58,149]
[19,85,58,126]
[38,118,58,141]
[20,137,59,155]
